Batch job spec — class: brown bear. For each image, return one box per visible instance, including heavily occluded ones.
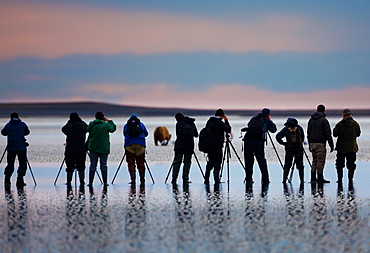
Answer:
[153,126,171,146]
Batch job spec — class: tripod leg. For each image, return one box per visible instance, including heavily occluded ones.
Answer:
[54,158,65,185]
[267,132,284,169]
[219,145,228,181]
[193,152,205,179]
[165,163,174,184]
[288,161,295,184]
[111,153,125,184]
[0,148,6,164]
[96,170,103,184]
[145,160,155,184]
[26,159,37,186]
[229,142,245,169]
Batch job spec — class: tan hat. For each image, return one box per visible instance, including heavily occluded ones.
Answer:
[343,109,352,116]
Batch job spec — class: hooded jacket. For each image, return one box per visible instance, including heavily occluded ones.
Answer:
[87,119,116,154]
[174,116,198,154]
[1,119,30,151]
[243,112,277,142]
[62,113,88,151]
[307,112,334,149]
[333,117,361,153]
[205,116,231,150]
[276,118,304,147]
[123,118,149,148]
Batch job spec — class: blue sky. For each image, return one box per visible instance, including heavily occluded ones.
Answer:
[0,0,369,109]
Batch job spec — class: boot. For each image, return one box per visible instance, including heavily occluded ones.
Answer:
[66,171,73,186]
[336,168,343,184]
[298,169,304,185]
[213,170,220,184]
[4,176,11,187]
[139,171,145,187]
[129,172,136,185]
[348,169,355,183]
[171,163,180,184]
[16,176,25,188]
[204,169,211,184]
[182,163,191,184]
[282,168,289,184]
[78,170,85,186]
[317,174,330,183]
[101,170,109,187]
[310,172,317,183]
[87,170,95,187]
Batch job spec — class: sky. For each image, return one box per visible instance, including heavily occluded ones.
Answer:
[0,0,369,110]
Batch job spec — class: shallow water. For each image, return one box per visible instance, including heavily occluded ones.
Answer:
[0,116,369,252]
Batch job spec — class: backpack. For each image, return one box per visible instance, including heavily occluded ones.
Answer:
[177,120,194,139]
[126,116,142,137]
[246,116,264,139]
[285,126,302,146]
[198,123,216,153]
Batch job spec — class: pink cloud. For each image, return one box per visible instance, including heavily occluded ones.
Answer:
[0,1,344,60]
[71,83,370,110]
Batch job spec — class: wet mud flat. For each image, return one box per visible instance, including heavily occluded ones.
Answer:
[0,162,369,253]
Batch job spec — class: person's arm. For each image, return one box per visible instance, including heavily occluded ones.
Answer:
[276,128,286,145]
[299,126,305,143]
[23,123,30,136]
[141,123,149,137]
[1,124,8,136]
[333,121,340,138]
[324,119,334,151]
[223,116,232,133]
[106,119,116,133]
[356,121,361,137]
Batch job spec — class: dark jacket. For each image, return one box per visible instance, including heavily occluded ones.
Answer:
[205,116,231,150]
[174,116,198,154]
[243,113,277,142]
[276,118,304,147]
[62,116,88,151]
[333,117,361,153]
[1,119,30,151]
[307,112,334,149]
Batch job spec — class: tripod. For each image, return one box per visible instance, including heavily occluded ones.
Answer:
[0,148,37,186]
[164,152,205,184]
[219,135,245,184]
[54,156,103,185]
[111,153,155,184]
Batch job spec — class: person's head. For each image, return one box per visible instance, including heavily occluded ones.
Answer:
[215,109,225,117]
[262,108,270,116]
[69,112,82,122]
[317,104,325,113]
[10,112,19,120]
[95,111,104,120]
[175,112,185,121]
[342,108,352,118]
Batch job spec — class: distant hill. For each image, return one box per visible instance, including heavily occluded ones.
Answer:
[0,102,369,118]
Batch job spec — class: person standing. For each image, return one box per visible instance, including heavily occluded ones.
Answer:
[276,118,305,185]
[171,112,198,184]
[204,109,231,184]
[123,113,149,187]
[307,104,334,183]
[62,112,88,188]
[333,109,361,184]
[1,112,30,188]
[87,111,116,188]
[243,108,277,186]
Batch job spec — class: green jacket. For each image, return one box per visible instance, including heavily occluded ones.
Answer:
[333,117,361,153]
[87,119,116,154]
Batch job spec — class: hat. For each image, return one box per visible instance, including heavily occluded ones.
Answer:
[215,109,225,117]
[262,108,270,115]
[95,111,104,120]
[175,112,185,121]
[10,112,19,119]
[317,104,325,113]
[131,113,137,118]
[343,109,352,116]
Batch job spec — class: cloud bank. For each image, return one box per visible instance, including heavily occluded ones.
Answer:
[0,1,344,60]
